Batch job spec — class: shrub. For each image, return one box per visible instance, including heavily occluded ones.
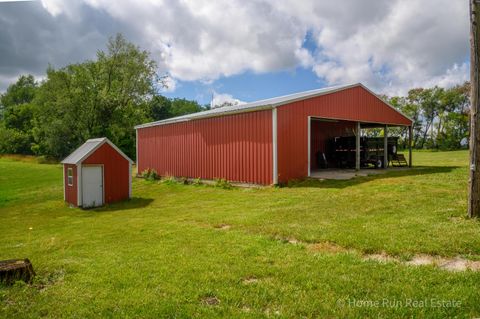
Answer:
[214,178,232,189]
[141,168,160,181]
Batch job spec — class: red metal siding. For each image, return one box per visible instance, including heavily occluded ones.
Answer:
[137,110,273,185]
[277,86,411,183]
[83,143,130,204]
[64,164,77,206]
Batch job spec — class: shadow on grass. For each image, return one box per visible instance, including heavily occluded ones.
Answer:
[92,197,154,212]
[287,166,461,189]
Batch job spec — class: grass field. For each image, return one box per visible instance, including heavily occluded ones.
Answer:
[1,151,480,318]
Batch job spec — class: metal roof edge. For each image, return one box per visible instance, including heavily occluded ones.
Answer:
[134,82,413,129]
[358,83,414,125]
[134,83,360,130]
[61,137,133,165]
[270,82,361,108]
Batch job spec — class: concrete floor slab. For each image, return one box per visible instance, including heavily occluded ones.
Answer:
[310,167,411,180]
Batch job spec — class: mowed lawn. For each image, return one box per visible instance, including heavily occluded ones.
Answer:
[1,151,480,318]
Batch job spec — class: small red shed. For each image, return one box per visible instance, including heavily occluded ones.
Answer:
[61,138,133,208]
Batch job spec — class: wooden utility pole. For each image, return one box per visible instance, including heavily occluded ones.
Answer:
[469,0,480,218]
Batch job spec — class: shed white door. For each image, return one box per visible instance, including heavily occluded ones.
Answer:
[82,166,103,208]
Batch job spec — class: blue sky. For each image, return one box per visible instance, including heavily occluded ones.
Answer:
[164,67,325,105]
[163,30,323,105]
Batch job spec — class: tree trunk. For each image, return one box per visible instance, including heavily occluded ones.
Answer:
[469,0,480,218]
[420,121,432,148]
[0,259,35,285]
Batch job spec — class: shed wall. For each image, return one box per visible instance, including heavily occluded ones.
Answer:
[277,86,410,182]
[137,110,273,185]
[64,164,77,206]
[83,143,130,204]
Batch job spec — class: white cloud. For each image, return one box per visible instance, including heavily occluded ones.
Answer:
[211,91,245,108]
[158,75,177,93]
[32,0,472,96]
[302,0,469,94]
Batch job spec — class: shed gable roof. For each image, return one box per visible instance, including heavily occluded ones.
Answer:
[61,137,133,165]
[134,83,412,129]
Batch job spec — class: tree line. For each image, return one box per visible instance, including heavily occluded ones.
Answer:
[384,83,470,150]
[0,34,472,160]
[0,34,206,160]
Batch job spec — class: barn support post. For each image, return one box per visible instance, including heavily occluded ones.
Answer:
[408,125,413,167]
[307,116,311,177]
[272,108,278,184]
[356,122,361,171]
[135,128,139,174]
[383,125,388,168]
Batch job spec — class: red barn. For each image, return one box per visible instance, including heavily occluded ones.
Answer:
[135,83,413,185]
[61,138,133,208]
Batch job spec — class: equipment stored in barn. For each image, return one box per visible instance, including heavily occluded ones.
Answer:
[329,136,399,168]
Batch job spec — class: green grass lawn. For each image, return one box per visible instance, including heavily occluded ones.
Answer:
[1,151,480,318]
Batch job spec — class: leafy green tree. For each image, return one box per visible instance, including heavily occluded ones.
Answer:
[0,75,36,112]
[170,98,203,117]
[32,34,159,159]
[387,82,470,150]
[149,95,173,121]
[435,83,470,149]
[0,75,38,154]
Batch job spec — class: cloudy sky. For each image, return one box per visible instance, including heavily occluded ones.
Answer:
[0,0,469,105]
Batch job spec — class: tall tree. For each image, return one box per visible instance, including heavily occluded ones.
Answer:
[32,34,159,159]
[469,0,480,218]
[436,83,470,149]
[0,75,38,154]
[169,98,203,117]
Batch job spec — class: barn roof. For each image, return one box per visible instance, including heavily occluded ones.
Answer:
[134,83,412,129]
[61,137,133,165]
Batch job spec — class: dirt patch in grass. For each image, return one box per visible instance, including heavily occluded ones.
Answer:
[363,253,480,272]
[213,224,231,230]
[363,253,398,263]
[241,306,251,313]
[201,295,220,306]
[242,276,259,284]
[287,238,299,244]
[405,254,435,266]
[307,242,350,254]
[282,238,480,272]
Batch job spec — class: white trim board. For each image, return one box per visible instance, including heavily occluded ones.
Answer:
[135,129,139,173]
[272,108,278,185]
[307,116,311,177]
[129,163,132,199]
[77,164,82,207]
[62,165,66,201]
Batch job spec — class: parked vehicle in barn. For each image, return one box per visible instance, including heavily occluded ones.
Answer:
[329,136,399,169]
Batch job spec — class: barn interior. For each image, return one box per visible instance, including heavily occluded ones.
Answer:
[309,117,411,176]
